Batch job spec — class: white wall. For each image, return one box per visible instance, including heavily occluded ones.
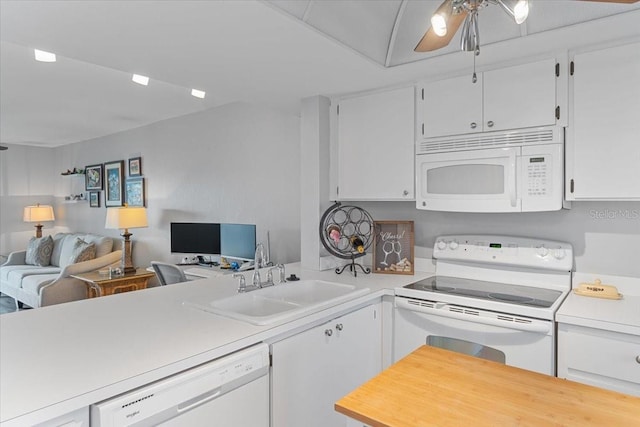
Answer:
[355,201,640,278]
[0,144,56,256]
[2,102,301,267]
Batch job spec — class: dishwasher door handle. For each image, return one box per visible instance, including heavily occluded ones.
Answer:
[177,387,222,413]
[396,298,552,334]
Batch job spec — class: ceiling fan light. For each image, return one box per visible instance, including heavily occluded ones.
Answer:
[431,13,448,37]
[496,0,529,25]
[513,0,529,24]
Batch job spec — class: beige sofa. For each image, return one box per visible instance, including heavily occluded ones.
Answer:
[0,233,122,309]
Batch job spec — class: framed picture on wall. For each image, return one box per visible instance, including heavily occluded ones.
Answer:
[128,157,141,177]
[85,164,103,190]
[372,221,414,275]
[104,160,125,207]
[88,191,101,208]
[125,177,145,207]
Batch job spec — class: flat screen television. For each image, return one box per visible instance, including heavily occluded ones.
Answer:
[220,223,256,262]
[170,222,221,255]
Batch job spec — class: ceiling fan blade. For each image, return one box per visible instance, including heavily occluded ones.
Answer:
[415,9,468,52]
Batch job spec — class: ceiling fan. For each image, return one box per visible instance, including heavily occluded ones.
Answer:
[415,0,639,54]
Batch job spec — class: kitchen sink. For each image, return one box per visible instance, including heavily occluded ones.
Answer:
[184,280,369,325]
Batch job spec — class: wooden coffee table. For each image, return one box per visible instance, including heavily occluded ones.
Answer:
[71,268,155,298]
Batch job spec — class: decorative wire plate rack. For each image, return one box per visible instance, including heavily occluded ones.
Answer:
[319,202,373,276]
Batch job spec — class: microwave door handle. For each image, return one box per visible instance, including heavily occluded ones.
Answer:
[508,155,517,207]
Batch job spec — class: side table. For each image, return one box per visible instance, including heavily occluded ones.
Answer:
[71,268,156,298]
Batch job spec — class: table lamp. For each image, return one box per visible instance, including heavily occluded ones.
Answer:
[23,204,55,238]
[105,206,148,274]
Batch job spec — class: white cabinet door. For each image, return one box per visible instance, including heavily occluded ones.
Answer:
[420,58,558,138]
[557,323,640,397]
[566,42,640,200]
[483,59,557,132]
[337,87,415,200]
[34,407,89,426]
[420,74,483,138]
[271,304,382,427]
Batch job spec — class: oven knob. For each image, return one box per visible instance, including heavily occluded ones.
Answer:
[437,240,447,250]
[536,245,549,257]
[448,240,459,250]
[553,249,566,260]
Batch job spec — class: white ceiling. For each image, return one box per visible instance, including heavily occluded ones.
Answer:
[1,0,639,147]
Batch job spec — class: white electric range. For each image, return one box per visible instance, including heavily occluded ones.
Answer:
[394,235,573,376]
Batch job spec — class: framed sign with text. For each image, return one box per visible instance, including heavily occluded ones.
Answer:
[372,221,414,275]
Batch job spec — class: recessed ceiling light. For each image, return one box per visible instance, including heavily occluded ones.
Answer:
[34,49,56,62]
[132,74,149,86]
[191,89,206,99]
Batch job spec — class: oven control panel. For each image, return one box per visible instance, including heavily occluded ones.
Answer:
[433,235,573,271]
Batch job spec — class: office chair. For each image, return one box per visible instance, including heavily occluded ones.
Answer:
[151,261,188,286]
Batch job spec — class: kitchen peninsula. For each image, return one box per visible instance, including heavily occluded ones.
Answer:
[336,345,640,426]
[0,262,433,426]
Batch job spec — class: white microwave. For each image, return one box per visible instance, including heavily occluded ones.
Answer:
[416,127,564,213]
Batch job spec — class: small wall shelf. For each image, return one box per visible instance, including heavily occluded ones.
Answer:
[61,168,85,176]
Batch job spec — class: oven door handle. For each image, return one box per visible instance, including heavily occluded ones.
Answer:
[396,299,551,334]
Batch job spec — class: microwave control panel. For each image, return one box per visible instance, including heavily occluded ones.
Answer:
[526,156,549,197]
[520,144,563,211]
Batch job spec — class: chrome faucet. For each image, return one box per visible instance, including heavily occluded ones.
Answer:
[252,243,265,288]
[233,273,248,293]
[266,264,286,286]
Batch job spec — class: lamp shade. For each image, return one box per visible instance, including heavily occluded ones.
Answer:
[23,205,55,223]
[105,207,148,230]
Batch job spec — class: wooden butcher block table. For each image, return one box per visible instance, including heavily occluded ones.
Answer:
[335,345,640,426]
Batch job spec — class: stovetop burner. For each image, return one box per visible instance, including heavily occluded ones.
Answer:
[403,276,562,309]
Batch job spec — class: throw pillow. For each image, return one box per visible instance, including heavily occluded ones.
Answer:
[49,233,69,267]
[25,235,54,266]
[69,238,96,264]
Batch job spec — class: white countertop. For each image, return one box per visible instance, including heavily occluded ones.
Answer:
[0,262,434,426]
[556,272,640,336]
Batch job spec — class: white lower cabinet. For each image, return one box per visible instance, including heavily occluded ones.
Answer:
[557,323,640,396]
[270,303,382,427]
[33,407,89,427]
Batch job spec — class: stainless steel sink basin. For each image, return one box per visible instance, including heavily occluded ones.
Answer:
[184,280,369,325]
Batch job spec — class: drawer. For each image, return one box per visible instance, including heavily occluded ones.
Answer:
[558,324,640,395]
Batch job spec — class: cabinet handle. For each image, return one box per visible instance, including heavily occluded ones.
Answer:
[335,323,343,331]
[324,329,333,337]
[403,190,409,196]
[487,120,494,128]
[636,355,640,364]
[470,122,477,129]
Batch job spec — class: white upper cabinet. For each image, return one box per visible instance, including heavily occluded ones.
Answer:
[336,86,415,201]
[420,58,559,139]
[421,73,483,138]
[566,41,640,200]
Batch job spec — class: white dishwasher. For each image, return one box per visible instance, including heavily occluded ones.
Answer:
[91,343,269,427]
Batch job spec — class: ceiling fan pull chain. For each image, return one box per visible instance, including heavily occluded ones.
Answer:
[472,45,478,83]
[470,9,480,83]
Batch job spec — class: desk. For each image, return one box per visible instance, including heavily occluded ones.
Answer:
[146,265,229,280]
[71,268,155,298]
[335,345,640,427]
